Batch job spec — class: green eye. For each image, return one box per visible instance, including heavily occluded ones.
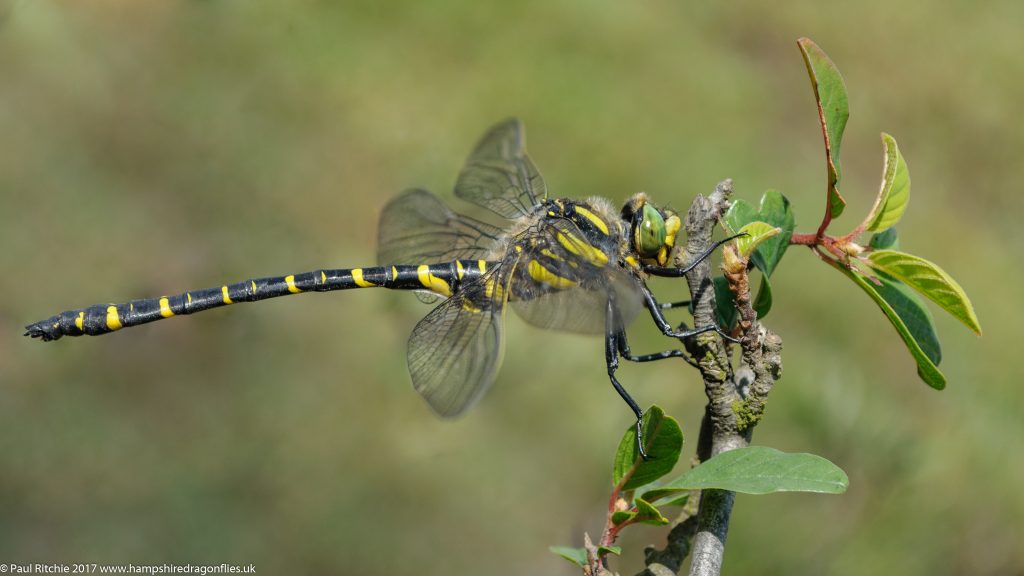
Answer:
[634,204,666,257]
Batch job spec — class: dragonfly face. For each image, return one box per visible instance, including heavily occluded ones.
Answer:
[26,118,731,458]
[620,192,683,268]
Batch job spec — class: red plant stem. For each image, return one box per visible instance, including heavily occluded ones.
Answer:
[791,231,856,266]
[789,232,819,246]
[600,485,623,548]
[815,208,832,240]
[790,231,849,258]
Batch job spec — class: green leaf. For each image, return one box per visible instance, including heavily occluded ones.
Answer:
[598,545,622,557]
[864,133,911,232]
[613,496,670,527]
[751,190,796,276]
[549,546,588,567]
[632,496,669,525]
[735,221,781,259]
[867,250,982,335]
[874,272,942,366]
[650,492,689,508]
[723,190,795,276]
[830,260,946,389]
[798,37,849,223]
[653,446,849,495]
[611,510,633,526]
[713,275,737,329]
[724,198,758,233]
[753,274,773,319]
[869,227,899,250]
[612,405,683,491]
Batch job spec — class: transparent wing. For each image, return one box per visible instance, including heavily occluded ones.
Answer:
[510,219,643,334]
[406,264,513,418]
[454,119,547,219]
[510,268,642,334]
[377,188,504,265]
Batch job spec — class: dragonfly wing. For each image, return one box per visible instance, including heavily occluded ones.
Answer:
[377,188,504,265]
[509,219,643,334]
[510,269,643,334]
[406,265,512,418]
[454,119,547,219]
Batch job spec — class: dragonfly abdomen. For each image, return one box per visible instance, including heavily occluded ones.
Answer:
[25,260,492,342]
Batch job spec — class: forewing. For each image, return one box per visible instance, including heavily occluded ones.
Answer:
[406,265,511,418]
[377,188,504,264]
[454,119,547,219]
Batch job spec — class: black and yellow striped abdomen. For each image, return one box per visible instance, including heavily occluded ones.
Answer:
[25,261,492,341]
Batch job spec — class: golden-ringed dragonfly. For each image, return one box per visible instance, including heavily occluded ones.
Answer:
[25,119,739,458]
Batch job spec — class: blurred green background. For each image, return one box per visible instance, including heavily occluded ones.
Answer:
[1,1,1020,574]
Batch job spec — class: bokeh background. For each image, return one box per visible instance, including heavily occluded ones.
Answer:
[1,2,1020,575]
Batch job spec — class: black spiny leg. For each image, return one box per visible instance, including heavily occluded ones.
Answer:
[640,282,740,344]
[605,296,649,460]
[639,232,746,343]
[617,328,700,369]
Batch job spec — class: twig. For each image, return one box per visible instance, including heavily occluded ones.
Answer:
[677,180,744,453]
[679,180,747,576]
[634,180,783,576]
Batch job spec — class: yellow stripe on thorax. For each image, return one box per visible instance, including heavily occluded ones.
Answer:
[105,306,123,331]
[417,265,451,297]
[541,248,579,268]
[541,247,565,262]
[456,260,465,279]
[556,231,609,266]
[527,259,578,289]
[285,275,301,293]
[159,297,174,318]
[351,269,375,288]
[574,206,610,235]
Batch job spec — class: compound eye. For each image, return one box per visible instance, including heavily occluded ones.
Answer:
[634,204,667,257]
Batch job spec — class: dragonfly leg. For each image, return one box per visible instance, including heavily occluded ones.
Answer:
[641,283,740,344]
[658,299,691,310]
[615,323,699,369]
[606,297,649,460]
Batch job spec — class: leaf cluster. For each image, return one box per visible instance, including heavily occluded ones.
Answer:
[550,407,847,569]
[720,38,980,389]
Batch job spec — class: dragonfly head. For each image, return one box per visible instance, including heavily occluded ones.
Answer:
[622,193,682,267]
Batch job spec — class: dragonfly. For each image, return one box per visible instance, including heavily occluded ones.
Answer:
[25,119,738,457]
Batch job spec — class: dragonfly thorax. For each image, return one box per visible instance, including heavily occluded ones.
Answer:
[542,197,624,251]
